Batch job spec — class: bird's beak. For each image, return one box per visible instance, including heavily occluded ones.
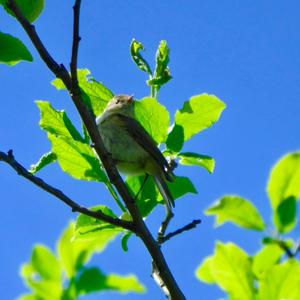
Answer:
[128,95,134,104]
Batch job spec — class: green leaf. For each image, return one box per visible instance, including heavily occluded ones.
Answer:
[31,245,61,281]
[275,196,297,234]
[36,101,84,141]
[134,97,170,144]
[121,232,131,252]
[267,151,300,232]
[127,175,196,216]
[74,205,123,247]
[57,222,88,278]
[258,260,300,300]
[20,246,62,300]
[130,39,152,75]
[166,176,197,201]
[17,294,38,300]
[195,256,216,284]
[75,205,117,233]
[19,276,62,300]
[76,267,145,295]
[147,70,171,86]
[1,0,44,23]
[29,151,57,174]
[52,69,114,116]
[57,221,121,279]
[155,40,170,75]
[175,94,226,141]
[48,134,106,182]
[252,244,284,278]
[197,242,255,300]
[166,124,184,153]
[147,40,172,87]
[0,32,33,65]
[205,195,265,231]
[178,152,215,173]
[126,175,159,217]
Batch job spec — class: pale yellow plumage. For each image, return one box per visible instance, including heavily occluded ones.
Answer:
[96,94,175,210]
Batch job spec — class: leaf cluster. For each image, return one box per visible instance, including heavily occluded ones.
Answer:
[196,151,300,300]
[18,221,145,300]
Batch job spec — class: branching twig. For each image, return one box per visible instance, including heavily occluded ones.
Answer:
[0,150,135,231]
[160,219,201,244]
[5,1,186,299]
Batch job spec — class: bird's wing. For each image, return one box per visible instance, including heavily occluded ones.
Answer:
[111,113,173,180]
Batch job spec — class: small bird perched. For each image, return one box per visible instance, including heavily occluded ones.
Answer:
[96,94,175,211]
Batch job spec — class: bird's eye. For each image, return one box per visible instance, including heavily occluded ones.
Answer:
[115,99,120,104]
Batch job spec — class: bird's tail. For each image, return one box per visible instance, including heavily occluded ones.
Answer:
[154,175,175,212]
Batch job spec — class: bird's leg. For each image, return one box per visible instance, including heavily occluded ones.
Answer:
[134,174,149,201]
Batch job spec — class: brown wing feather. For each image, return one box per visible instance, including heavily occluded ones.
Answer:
[114,113,174,181]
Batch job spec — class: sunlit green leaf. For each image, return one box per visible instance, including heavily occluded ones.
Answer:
[197,242,255,300]
[52,69,114,116]
[267,152,300,233]
[36,101,83,141]
[21,279,62,300]
[75,205,117,233]
[205,195,265,231]
[178,152,215,173]
[258,260,300,300]
[252,244,284,278]
[76,267,145,295]
[48,134,106,182]
[57,221,121,279]
[0,32,32,65]
[148,40,172,87]
[31,244,61,281]
[267,151,300,209]
[134,97,170,144]
[57,222,87,278]
[74,206,123,249]
[175,94,226,141]
[17,294,38,300]
[1,0,44,23]
[195,256,215,284]
[29,151,57,174]
[20,258,62,300]
[130,39,152,75]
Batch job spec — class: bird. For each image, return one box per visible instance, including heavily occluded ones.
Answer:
[96,94,175,211]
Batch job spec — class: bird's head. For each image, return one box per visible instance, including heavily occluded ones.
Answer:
[105,94,134,113]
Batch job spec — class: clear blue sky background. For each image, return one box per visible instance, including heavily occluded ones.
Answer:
[1,1,300,299]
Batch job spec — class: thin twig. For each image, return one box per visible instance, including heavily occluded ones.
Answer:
[277,240,294,258]
[70,0,81,85]
[157,211,174,244]
[0,150,134,231]
[160,219,201,244]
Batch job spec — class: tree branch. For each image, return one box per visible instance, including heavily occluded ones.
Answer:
[5,1,186,298]
[160,219,201,244]
[0,150,134,231]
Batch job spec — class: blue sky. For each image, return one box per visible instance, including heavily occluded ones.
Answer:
[1,1,300,299]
